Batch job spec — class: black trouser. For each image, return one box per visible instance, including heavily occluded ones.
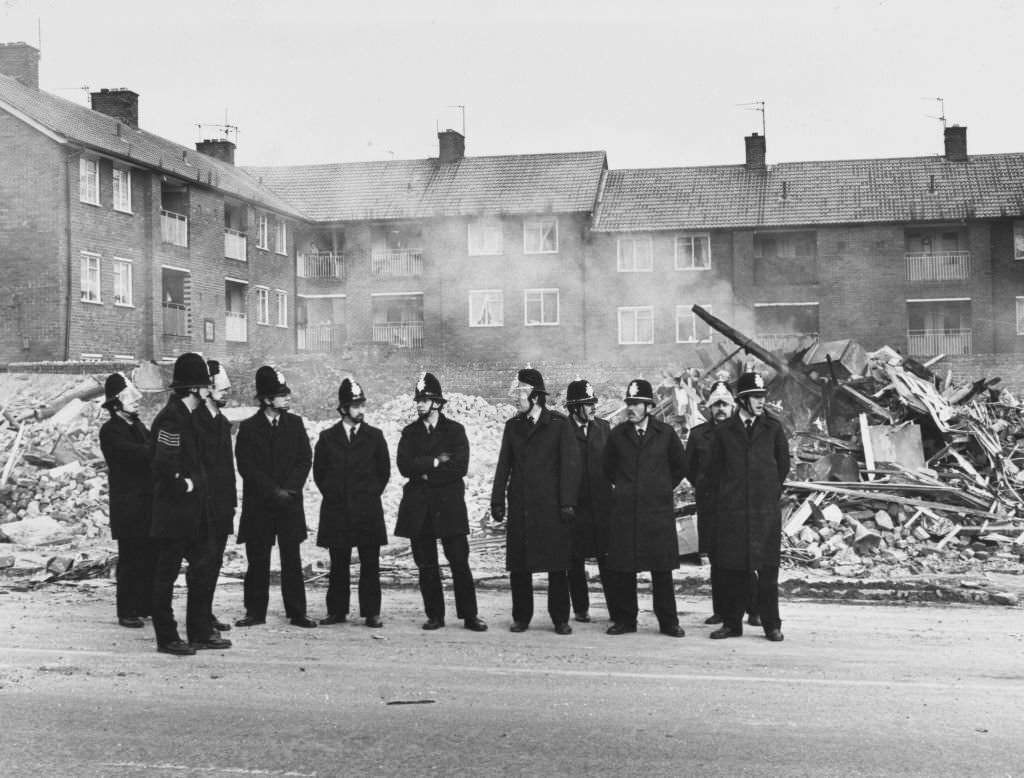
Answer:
[410,522,477,620]
[242,538,307,620]
[716,565,781,632]
[568,551,611,619]
[116,536,158,618]
[204,528,229,628]
[151,534,213,645]
[326,545,381,618]
[605,570,679,629]
[509,570,570,626]
[709,554,758,617]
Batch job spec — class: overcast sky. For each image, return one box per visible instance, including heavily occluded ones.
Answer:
[2,0,1021,170]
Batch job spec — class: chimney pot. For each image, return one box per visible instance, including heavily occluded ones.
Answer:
[195,138,236,166]
[944,124,967,162]
[0,41,40,89]
[438,129,465,164]
[90,88,139,129]
[745,132,766,170]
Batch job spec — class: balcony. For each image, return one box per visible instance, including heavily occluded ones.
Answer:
[907,329,972,356]
[224,228,247,261]
[297,253,346,280]
[162,302,189,336]
[905,252,971,282]
[225,311,248,342]
[371,321,424,349]
[371,248,423,277]
[160,209,188,247]
[756,332,820,353]
[298,324,346,353]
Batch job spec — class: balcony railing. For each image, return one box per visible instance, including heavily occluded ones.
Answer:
[160,209,188,247]
[371,248,423,277]
[371,321,424,349]
[225,311,248,342]
[907,329,972,356]
[162,302,189,336]
[224,228,247,261]
[297,253,346,280]
[756,332,820,353]
[298,324,346,353]
[905,251,971,282]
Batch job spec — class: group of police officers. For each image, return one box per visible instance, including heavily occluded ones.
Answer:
[99,354,789,656]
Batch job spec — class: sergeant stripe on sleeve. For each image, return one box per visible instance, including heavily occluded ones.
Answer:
[157,430,181,447]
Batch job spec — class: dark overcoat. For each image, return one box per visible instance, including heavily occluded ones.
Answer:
[705,413,790,571]
[235,411,312,545]
[683,419,717,555]
[99,415,153,540]
[570,417,613,558]
[395,414,470,539]
[603,417,686,572]
[313,421,390,548]
[490,409,580,573]
[193,404,237,537]
[150,396,207,540]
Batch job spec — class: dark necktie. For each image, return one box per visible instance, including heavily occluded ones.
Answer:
[745,419,754,436]
[271,416,278,429]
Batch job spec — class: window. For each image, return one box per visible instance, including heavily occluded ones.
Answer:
[255,287,270,325]
[468,219,503,255]
[524,218,558,254]
[113,259,133,306]
[255,214,269,250]
[468,290,504,327]
[525,289,559,326]
[754,231,817,284]
[80,252,101,303]
[1015,223,1024,261]
[675,234,711,270]
[617,237,653,272]
[754,302,820,353]
[274,220,287,255]
[618,306,653,344]
[275,290,288,327]
[676,305,712,343]
[112,167,132,212]
[79,158,99,204]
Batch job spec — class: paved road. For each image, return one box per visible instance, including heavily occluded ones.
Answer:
[0,582,1021,777]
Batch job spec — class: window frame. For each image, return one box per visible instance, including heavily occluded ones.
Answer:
[79,157,100,205]
[274,220,288,255]
[467,218,504,256]
[255,213,269,250]
[617,236,654,272]
[112,166,132,213]
[1014,222,1024,261]
[1016,296,1024,335]
[523,217,559,254]
[524,288,560,326]
[275,289,288,328]
[617,306,654,345]
[675,304,713,343]
[675,233,712,271]
[468,289,504,327]
[112,258,134,307]
[254,286,270,325]
[80,252,102,304]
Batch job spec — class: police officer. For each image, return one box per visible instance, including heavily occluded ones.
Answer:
[313,378,390,628]
[491,368,579,635]
[99,372,156,628]
[150,353,230,655]
[235,367,316,629]
[563,378,613,624]
[706,372,790,642]
[395,373,487,631]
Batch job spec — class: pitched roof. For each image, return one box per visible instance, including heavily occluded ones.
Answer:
[594,155,1024,232]
[0,73,305,219]
[244,151,607,222]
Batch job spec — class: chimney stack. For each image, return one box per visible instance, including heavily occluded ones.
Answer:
[438,129,465,164]
[0,42,40,89]
[944,124,968,162]
[196,139,236,165]
[90,88,139,129]
[745,132,766,171]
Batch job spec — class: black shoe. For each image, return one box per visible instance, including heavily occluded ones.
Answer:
[704,614,723,625]
[290,616,318,628]
[606,622,638,636]
[463,616,488,632]
[234,615,266,627]
[660,624,686,638]
[364,616,383,628]
[554,622,573,635]
[157,640,196,656]
[118,616,144,628]
[212,617,232,632]
[765,628,784,642]
[573,611,591,623]
[319,614,347,626]
[509,621,530,633]
[710,625,742,639]
[747,613,762,627]
[192,636,232,650]
[422,617,445,630]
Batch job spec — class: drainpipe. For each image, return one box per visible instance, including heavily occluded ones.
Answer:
[63,145,85,361]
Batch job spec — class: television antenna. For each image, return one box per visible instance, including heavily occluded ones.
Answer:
[737,100,766,136]
[922,97,946,129]
[197,110,239,143]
